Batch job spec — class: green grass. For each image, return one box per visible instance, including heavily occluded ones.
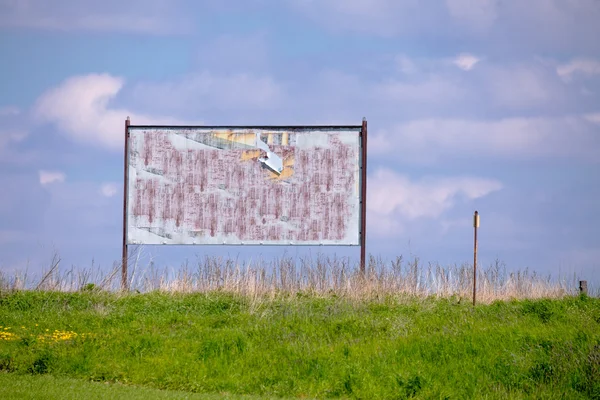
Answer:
[0,372,277,399]
[0,290,599,399]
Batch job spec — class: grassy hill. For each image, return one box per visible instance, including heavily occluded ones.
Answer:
[0,289,599,399]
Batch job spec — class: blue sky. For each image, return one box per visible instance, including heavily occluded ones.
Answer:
[0,0,599,285]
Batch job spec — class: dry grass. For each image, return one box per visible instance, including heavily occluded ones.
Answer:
[0,249,591,303]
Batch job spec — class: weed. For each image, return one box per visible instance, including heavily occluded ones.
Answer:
[1,253,594,302]
[521,299,555,323]
[396,375,424,399]
[28,351,53,374]
[0,353,15,372]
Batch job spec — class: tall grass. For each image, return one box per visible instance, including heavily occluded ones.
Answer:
[0,250,590,302]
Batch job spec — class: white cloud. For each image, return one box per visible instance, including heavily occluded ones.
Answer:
[445,0,498,32]
[125,33,284,119]
[0,129,27,148]
[0,106,20,116]
[584,113,600,124]
[132,71,284,114]
[371,116,600,163]
[367,168,502,235]
[372,75,467,105]
[0,106,34,164]
[287,0,444,37]
[480,64,560,109]
[395,55,419,74]
[0,106,28,158]
[33,73,193,151]
[288,0,600,54]
[289,0,492,36]
[557,59,600,82]
[0,130,36,166]
[195,32,271,73]
[39,170,66,186]
[453,53,480,71]
[100,183,118,198]
[0,0,192,34]
[368,56,567,114]
[502,1,600,54]
[439,218,471,236]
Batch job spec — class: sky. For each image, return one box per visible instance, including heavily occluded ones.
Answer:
[0,0,599,286]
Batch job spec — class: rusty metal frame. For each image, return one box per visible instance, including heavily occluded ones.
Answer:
[128,125,363,130]
[360,118,367,273]
[122,117,130,291]
[121,119,368,289]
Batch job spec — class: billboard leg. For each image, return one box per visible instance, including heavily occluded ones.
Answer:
[360,118,368,274]
[122,117,130,291]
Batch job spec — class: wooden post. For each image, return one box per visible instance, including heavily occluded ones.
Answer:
[473,211,479,306]
[579,280,588,296]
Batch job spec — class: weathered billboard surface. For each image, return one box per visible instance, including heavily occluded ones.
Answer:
[126,126,363,245]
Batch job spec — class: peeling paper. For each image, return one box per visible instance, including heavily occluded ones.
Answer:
[126,127,362,245]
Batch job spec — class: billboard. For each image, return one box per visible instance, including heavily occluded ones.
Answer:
[125,125,365,246]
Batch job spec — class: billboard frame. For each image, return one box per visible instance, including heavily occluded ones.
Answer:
[121,118,368,290]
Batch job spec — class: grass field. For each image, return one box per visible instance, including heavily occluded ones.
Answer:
[1,288,599,399]
[0,372,275,399]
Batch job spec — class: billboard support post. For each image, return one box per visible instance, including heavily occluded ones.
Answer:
[122,116,130,291]
[360,118,368,274]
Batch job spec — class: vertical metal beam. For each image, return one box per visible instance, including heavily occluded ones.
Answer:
[122,117,130,291]
[360,118,368,274]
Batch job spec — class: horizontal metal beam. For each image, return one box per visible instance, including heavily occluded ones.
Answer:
[128,125,363,131]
